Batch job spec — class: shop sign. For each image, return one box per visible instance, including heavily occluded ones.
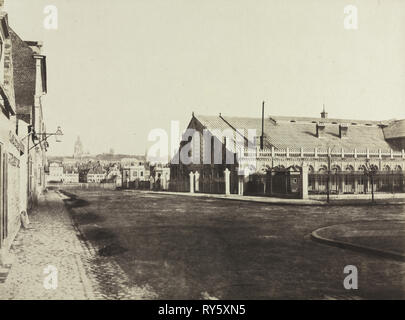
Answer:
[9,131,25,155]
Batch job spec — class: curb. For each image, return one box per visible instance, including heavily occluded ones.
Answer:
[137,190,326,206]
[127,190,405,206]
[55,191,98,299]
[311,226,405,262]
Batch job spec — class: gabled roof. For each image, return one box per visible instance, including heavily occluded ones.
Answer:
[192,114,402,152]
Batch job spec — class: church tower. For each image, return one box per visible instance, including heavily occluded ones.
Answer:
[320,104,328,119]
[74,136,84,158]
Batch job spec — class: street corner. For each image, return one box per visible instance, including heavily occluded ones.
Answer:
[311,220,405,261]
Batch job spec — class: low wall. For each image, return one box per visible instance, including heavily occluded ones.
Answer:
[47,182,117,190]
[309,193,405,200]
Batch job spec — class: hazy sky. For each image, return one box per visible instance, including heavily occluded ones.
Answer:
[5,0,405,156]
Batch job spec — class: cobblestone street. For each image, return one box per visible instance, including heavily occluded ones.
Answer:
[0,190,158,300]
[0,191,97,300]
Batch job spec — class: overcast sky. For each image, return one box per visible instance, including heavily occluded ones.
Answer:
[5,0,405,156]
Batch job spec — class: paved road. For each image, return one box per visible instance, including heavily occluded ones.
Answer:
[62,189,405,299]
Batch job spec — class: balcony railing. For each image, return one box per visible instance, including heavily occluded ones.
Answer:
[239,146,405,160]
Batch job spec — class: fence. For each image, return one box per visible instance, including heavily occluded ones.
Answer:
[169,176,228,194]
[240,146,405,160]
[308,171,405,195]
[122,180,151,190]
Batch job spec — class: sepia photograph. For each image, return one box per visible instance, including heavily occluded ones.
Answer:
[0,0,405,309]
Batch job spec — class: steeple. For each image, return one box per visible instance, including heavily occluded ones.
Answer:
[321,104,328,119]
[74,136,84,159]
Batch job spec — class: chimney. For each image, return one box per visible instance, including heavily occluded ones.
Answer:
[321,104,328,119]
[316,122,326,138]
[339,123,348,138]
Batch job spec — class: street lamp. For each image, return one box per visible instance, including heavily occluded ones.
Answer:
[55,126,63,142]
[29,126,63,151]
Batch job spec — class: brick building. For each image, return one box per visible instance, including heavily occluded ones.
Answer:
[170,110,405,198]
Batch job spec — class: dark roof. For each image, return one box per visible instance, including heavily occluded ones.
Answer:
[194,114,402,152]
[9,27,36,114]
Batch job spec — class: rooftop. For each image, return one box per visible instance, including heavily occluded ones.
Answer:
[193,113,405,152]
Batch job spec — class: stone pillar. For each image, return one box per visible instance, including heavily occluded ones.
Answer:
[268,168,273,196]
[300,164,308,199]
[339,173,344,194]
[189,172,194,193]
[194,171,200,192]
[224,168,230,195]
[238,175,244,196]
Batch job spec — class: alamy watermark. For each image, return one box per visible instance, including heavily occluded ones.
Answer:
[344,5,358,30]
[43,5,58,30]
[43,265,58,290]
[147,121,258,171]
[343,265,358,290]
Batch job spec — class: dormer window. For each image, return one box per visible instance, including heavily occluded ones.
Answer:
[339,123,348,138]
[316,122,326,138]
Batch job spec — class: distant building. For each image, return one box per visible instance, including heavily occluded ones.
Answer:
[120,157,144,167]
[87,167,106,183]
[74,136,84,159]
[63,172,79,184]
[153,166,170,190]
[122,163,150,188]
[47,162,63,183]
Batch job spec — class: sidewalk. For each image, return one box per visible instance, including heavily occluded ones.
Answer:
[0,191,96,300]
[136,190,325,205]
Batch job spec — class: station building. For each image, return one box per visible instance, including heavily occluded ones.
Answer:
[170,110,405,198]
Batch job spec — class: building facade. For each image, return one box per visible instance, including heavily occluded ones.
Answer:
[1,1,49,263]
[46,162,63,183]
[62,172,79,184]
[170,111,405,198]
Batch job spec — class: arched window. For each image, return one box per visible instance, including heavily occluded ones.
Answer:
[273,165,285,172]
[288,165,301,172]
[358,165,366,171]
[345,165,354,172]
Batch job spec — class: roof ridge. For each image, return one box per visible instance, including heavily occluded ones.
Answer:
[194,113,394,124]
